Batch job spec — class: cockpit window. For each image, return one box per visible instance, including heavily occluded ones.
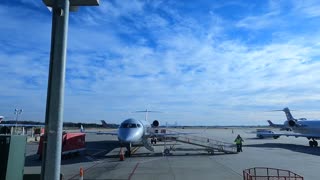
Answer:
[120,123,128,128]
[120,123,139,128]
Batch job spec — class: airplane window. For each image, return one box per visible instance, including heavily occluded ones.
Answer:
[120,123,129,128]
[120,123,138,128]
[137,124,141,128]
[130,124,137,128]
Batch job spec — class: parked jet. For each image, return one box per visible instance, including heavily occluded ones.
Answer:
[267,107,320,147]
[267,120,291,131]
[82,110,190,156]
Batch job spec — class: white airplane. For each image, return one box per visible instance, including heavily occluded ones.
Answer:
[267,107,320,147]
[267,120,292,131]
[82,110,190,156]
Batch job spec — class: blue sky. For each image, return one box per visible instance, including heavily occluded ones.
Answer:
[1,0,320,125]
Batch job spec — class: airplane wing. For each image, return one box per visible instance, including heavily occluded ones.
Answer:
[80,128,118,135]
[80,130,118,135]
[96,131,118,135]
[259,132,320,139]
[80,124,118,135]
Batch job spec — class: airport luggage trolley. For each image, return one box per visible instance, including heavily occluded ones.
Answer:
[243,167,303,180]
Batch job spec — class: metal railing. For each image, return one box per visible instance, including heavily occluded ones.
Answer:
[243,167,304,180]
[167,130,237,153]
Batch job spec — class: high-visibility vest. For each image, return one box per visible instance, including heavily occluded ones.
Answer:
[235,138,242,144]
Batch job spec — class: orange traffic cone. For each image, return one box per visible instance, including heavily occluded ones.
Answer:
[119,147,125,161]
[79,167,84,180]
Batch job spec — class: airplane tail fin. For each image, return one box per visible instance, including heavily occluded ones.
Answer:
[267,120,275,126]
[282,107,296,121]
[0,116,4,123]
[101,120,108,128]
[133,109,162,122]
[80,125,84,133]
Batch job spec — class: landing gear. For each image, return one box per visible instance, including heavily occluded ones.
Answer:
[125,143,132,157]
[309,139,318,147]
[208,149,215,155]
[151,137,157,144]
[164,148,170,155]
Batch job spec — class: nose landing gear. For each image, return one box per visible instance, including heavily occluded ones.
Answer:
[121,143,132,157]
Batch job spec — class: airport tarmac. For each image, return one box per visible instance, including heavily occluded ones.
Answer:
[24,128,320,180]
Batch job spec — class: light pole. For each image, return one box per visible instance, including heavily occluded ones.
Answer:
[41,0,99,180]
[14,108,23,133]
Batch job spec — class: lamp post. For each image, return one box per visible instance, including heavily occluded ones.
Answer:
[14,108,23,134]
[41,0,99,180]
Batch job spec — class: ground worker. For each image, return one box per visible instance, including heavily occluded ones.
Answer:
[234,134,244,152]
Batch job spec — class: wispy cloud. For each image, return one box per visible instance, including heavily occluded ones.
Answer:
[1,0,320,125]
[292,0,320,18]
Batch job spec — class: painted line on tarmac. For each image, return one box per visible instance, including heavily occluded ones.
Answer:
[85,156,96,161]
[139,157,164,164]
[128,162,140,180]
[92,149,109,156]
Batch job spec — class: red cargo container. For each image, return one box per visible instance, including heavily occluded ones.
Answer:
[38,132,86,158]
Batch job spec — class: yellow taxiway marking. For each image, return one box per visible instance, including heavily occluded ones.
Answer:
[131,147,140,154]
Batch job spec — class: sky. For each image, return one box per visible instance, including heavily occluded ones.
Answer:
[1,0,320,125]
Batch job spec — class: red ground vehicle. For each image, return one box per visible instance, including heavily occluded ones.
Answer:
[37,132,86,159]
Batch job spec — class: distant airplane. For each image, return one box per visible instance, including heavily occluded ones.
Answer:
[267,107,320,147]
[82,110,190,156]
[267,120,291,131]
[101,120,109,128]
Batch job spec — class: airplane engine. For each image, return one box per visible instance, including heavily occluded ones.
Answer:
[288,120,296,127]
[152,120,159,127]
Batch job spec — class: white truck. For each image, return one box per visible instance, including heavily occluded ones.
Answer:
[256,129,279,139]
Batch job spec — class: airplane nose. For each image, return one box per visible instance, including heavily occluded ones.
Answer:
[118,129,141,143]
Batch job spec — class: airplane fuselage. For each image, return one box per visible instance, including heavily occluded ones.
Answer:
[288,120,320,135]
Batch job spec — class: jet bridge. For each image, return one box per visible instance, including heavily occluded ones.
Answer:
[163,131,238,155]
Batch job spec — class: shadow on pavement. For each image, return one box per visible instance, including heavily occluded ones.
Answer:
[244,143,320,156]
[25,140,121,167]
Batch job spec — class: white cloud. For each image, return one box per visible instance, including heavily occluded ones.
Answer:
[292,0,320,18]
[2,1,320,125]
[236,12,282,30]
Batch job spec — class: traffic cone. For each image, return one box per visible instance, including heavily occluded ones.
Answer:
[79,167,84,180]
[119,147,125,161]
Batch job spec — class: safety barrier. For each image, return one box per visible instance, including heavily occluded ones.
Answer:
[243,167,304,180]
